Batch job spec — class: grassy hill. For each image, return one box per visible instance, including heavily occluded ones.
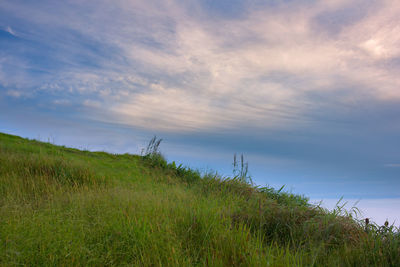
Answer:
[0,132,399,266]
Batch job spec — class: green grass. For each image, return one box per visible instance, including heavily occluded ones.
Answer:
[0,132,399,266]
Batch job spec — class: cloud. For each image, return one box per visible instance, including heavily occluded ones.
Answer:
[1,0,400,132]
[83,99,101,108]
[5,26,16,36]
[6,90,22,98]
[384,163,400,167]
[361,39,388,58]
[105,0,400,131]
[53,99,70,105]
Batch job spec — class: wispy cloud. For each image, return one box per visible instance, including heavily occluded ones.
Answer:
[53,99,70,106]
[83,99,101,109]
[106,0,400,131]
[384,163,400,168]
[5,26,16,36]
[1,0,400,132]
[6,90,22,98]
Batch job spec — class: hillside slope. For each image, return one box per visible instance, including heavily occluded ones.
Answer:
[0,132,399,266]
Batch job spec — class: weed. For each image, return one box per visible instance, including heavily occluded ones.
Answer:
[232,153,252,184]
[142,136,168,168]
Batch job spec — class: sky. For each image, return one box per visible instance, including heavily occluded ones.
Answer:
[1,0,400,225]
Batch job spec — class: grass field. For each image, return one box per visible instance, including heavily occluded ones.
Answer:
[0,132,399,266]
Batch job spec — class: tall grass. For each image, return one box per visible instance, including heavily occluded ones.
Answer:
[232,153,252,184]
[0,132,399,266]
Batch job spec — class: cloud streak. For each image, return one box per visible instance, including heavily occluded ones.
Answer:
[5,26,16,36]
[385,164,400,168]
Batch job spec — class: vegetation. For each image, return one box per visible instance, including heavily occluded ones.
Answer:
[0,132,399,266]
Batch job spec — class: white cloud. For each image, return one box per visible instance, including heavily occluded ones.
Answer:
[5,26,16,36]
[361,39,388,58]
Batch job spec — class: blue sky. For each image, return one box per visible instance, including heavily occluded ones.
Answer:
[1,0,400,224]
